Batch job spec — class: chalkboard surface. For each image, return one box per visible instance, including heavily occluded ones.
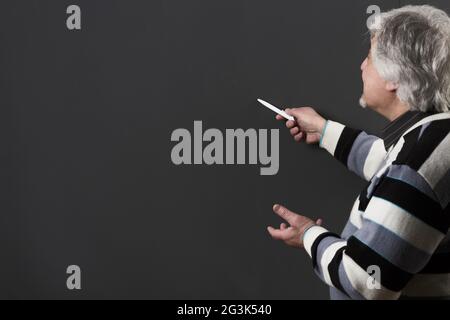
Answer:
[1,0,448,299]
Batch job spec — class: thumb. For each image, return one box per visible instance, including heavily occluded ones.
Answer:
[316,218,323,226]
[284,108,296,119]
[285,108,303,121]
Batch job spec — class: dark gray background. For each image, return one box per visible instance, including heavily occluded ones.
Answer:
[1,0,448,299]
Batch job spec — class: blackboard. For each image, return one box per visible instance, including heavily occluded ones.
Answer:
[1,0,448,299]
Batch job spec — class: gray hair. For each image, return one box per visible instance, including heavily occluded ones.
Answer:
[369,5,450,113]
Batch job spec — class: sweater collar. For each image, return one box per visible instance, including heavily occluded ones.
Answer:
[379,110,431,151]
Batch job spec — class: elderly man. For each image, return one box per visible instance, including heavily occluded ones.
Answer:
[267,5,450,300]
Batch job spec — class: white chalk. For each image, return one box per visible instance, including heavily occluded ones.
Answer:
[257,98,295,122]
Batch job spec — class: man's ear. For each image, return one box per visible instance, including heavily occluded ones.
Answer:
[385,81,399,92]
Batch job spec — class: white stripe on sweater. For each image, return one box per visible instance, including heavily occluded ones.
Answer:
[349,197,363,229]
[364,196,445,254]
[342,254,401,300]
[303,226,329,258]
[320,121,345,156]
[363,139,387,180]
[401,112,450,137]
[320,241,347,287]
[419,132,450,191]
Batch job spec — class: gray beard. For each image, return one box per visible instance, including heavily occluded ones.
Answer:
[359,96,368,109]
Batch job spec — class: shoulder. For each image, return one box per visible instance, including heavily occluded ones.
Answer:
[394,114,450,207]
[395,114,450,165]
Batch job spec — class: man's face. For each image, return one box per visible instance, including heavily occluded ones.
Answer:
[359,37,396,110]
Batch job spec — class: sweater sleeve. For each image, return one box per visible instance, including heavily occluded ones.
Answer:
[302,135,450,299]
[319,120,388,181]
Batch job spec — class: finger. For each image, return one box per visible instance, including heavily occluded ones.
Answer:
[280,223,287,230]
[290,127,300,136]
[285,120,296,129]
[306,134,316,144]
[294,132,303,142]
[316,218,323,226]
[267,226,290,241]
[272,204,297,225]
[276,114,284,121]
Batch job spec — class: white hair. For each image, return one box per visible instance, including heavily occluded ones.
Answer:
[368,5,450,113]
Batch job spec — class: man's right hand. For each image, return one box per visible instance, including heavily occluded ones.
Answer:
[275,107,327,144]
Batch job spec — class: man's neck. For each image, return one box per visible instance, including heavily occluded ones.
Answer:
[379,99,411,122]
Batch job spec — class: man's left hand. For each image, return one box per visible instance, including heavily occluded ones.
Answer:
[267,204,322,249]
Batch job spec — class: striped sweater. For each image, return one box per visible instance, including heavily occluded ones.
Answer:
[303,112,450,300]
